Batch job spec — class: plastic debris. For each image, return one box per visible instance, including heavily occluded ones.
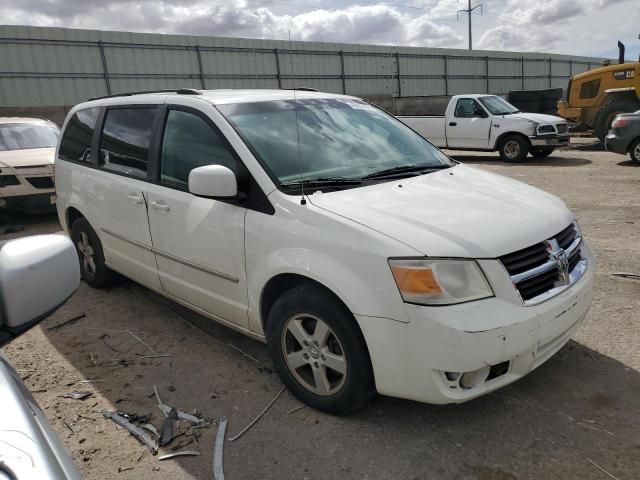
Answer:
[159,408,178,447]
[63,391,93,400]
[158,450,200,461]
[213,417,227,480]
[102,410,158,453]
[153,385,207,425]
[228,386,285,442]
[48,313,86,331]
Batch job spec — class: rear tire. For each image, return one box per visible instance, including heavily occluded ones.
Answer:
[71,217,117,288]
[630,138,640,164]
[594,98,640,142]
[530,147,555,158]
[499,135,529,162]
[266,284,375,415]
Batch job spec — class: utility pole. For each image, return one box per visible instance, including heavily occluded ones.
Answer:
[458,0,483,50]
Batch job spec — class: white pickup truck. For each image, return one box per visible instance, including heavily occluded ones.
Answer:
[398,94,570,161]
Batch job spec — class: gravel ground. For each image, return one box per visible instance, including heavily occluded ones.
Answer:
[1,145,639,480]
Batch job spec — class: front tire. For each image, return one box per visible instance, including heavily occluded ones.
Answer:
[71,217,117,288]
[499,135,529,162]
[530,147,555,158]
[630,138,640,164]
[266,285,375,415]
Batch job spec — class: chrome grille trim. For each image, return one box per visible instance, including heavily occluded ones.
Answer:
[500,222,588,306]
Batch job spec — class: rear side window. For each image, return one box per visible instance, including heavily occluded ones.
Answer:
[59,108,99,162]
[99,108,158,179]
[160,109,239,188]
[579,79,600,99]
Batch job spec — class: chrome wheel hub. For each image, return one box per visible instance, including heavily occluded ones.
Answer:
[77,231,96,276]
[504,140,520,159]
[281,314,347,396]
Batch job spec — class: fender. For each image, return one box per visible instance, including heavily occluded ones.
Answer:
[246,247,410,335]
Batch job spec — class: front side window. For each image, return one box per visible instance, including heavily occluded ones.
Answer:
[160,110,239,188]
[455,98,486,118]
[0,122,60,152]
[218,98,451,186]
[58,108,99,162]
[579,79,601,99]
[478,96,519,115]
[99,108,158,179]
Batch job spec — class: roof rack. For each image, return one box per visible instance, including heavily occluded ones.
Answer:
[285,87,318,92]
[89,88,202,101]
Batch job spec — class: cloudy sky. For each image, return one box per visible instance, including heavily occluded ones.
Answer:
[2,0,639,58]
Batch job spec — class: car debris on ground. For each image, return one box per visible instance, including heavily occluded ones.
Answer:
[228,386,286,442]
[63,390,93,400]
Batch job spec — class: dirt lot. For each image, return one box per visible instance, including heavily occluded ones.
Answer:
[2,145,639,480]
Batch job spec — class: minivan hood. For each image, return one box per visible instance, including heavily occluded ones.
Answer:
[308,164,573,258]
[0,148,55,168]
[509,112,565,124]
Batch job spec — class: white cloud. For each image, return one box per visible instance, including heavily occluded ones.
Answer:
[0,0,638,57]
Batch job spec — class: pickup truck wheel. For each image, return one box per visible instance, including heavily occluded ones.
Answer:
[266,285,375,415]
[630,138,640,164]
[530,147,555,158]
[71,218,117,288]
[499,135,529,162]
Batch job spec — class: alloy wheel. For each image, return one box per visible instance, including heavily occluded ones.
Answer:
[77,231,96,276]
[281,314,348,396]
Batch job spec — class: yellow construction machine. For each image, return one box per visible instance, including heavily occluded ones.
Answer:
[558,41,639,141]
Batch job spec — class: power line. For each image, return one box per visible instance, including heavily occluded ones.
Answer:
[457,0,482,50]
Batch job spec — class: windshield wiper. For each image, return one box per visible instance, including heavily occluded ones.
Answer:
[280,177,363,190]
[361,164,450,180]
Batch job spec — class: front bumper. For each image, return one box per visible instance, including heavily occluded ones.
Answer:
[605,133,631,155]
[0,164,55,211]
[529,134,571,147]
[355,244,595,404]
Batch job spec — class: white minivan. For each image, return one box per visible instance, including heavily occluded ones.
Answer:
[55,89,594,414]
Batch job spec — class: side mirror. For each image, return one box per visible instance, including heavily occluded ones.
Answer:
[0,235,80,347]
[188,165,237,198]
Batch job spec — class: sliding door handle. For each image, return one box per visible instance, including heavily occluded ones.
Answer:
[150,200,171,212]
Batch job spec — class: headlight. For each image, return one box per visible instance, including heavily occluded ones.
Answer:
[389,259,493,305]
[536,124,556,135]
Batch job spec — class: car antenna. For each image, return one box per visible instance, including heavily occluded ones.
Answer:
[288,30,306,206]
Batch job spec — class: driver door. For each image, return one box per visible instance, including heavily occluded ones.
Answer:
[446,98,491,149]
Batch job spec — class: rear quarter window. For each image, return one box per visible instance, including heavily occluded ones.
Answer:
[99,108,158,179]
[58,108,100,162]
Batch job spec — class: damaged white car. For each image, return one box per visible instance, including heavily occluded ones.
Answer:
[0,118,60,212]
[55,89,595,415]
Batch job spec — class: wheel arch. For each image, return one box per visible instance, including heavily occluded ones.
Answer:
[65,206,87,232]
[261,273,354,333]
[494,131,531,151]
[259,271,375,367]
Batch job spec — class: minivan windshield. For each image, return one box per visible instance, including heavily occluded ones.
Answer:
[478,96,520,115]
[217,98,452,187]
[0,123,60,152]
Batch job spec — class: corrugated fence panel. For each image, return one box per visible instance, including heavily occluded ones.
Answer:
[0,25,606,107]
[401,79,446,97]
[105,47,199,75]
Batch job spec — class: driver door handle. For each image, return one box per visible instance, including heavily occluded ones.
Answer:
[150,200,171,212]
[449,122,457,127]
[126,193,144,205]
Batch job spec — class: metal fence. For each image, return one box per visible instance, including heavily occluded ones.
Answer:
[0,26,605,108]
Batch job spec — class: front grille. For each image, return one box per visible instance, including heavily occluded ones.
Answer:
[0,175,20,187]
[26,176,54,189]
[499,222,585,304]
[556,123,568,134]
